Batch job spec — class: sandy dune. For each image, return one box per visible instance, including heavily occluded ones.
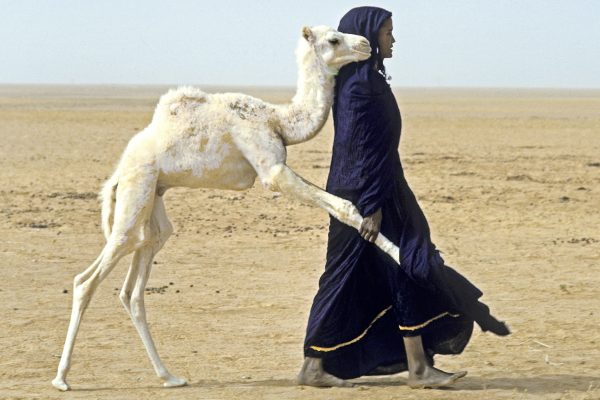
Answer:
[0,85,599,399]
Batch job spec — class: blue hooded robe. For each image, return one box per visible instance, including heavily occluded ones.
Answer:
[303,6,509,379]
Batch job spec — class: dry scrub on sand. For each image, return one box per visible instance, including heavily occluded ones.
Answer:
[0,85,599,399]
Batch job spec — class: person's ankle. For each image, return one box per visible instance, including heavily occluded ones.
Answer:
[302,357,323,374]
[409,362,428,377]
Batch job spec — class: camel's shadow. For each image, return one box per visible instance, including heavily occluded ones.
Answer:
[73,378,296,392]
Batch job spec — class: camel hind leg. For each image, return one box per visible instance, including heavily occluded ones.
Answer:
[52,171,157,391]
[119,195,187,387]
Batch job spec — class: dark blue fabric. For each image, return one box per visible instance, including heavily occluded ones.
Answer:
[337,6,391,80]
[302,6,507,379]
[328,6,396,217]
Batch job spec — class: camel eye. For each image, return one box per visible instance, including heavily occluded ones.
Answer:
[328,38,340,45]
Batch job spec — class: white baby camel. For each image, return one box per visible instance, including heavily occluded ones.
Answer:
[52,25,400,391]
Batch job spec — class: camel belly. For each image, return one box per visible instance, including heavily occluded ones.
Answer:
[158,150,257,190]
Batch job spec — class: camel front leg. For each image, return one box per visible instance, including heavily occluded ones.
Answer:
[267,164,400,263]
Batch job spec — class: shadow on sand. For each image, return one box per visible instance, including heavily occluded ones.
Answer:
[354,373,600,394]
[67,374,600,395]
[71,378,296,392]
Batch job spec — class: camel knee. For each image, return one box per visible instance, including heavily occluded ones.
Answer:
[73,273,86,288]
[72,269,99,293]
[119,288,132,310]
[339,200,361,224]
[338,203,362,229]
[72,279,95,308]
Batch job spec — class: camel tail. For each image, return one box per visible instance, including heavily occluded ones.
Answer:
[100,173,119,240]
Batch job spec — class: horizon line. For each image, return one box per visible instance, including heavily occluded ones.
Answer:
[1,82,600,91]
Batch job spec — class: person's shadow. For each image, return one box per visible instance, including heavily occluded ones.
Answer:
[354,374,600,394]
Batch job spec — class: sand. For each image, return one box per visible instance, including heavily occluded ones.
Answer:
[0,85,599,400]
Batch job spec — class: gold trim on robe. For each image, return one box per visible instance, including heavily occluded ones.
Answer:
[309,306,392,352]
[398,312,460,331]
[309,307,461,352]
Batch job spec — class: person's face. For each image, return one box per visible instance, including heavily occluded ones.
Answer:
[378,18,395,59]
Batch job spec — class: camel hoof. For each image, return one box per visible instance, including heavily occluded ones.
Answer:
[163,376,188,388]
[52,377,71,391]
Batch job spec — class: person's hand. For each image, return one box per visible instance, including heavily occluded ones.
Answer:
[359,208,382,243]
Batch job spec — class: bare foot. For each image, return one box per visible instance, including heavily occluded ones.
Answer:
[407,366,467,389]
[297,357,353,388]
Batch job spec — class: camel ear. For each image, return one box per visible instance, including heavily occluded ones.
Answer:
[302,26,314,42]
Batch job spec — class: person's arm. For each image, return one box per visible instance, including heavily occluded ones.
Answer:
[350,94,394,240]
[334,79,394,242]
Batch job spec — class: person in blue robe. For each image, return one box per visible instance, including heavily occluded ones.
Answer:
[297,6,510,389]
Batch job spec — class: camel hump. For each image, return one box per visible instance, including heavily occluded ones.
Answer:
[155,86,207,115]
[151,87,207,118]
[160,86,206,104]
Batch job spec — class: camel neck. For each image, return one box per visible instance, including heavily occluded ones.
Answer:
[277,45,335,146]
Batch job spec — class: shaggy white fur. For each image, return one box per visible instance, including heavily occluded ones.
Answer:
[52,25,400,391]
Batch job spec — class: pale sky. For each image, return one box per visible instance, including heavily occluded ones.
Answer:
[1,0,599,88]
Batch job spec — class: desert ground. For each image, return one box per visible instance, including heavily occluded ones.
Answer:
[0,85,599,400]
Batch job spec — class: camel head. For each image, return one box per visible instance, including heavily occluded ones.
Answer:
[301,25,371,74]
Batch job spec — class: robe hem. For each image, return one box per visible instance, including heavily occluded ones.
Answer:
[398,312,460,331]
[308,306,392,352]
[308,307,461,353]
